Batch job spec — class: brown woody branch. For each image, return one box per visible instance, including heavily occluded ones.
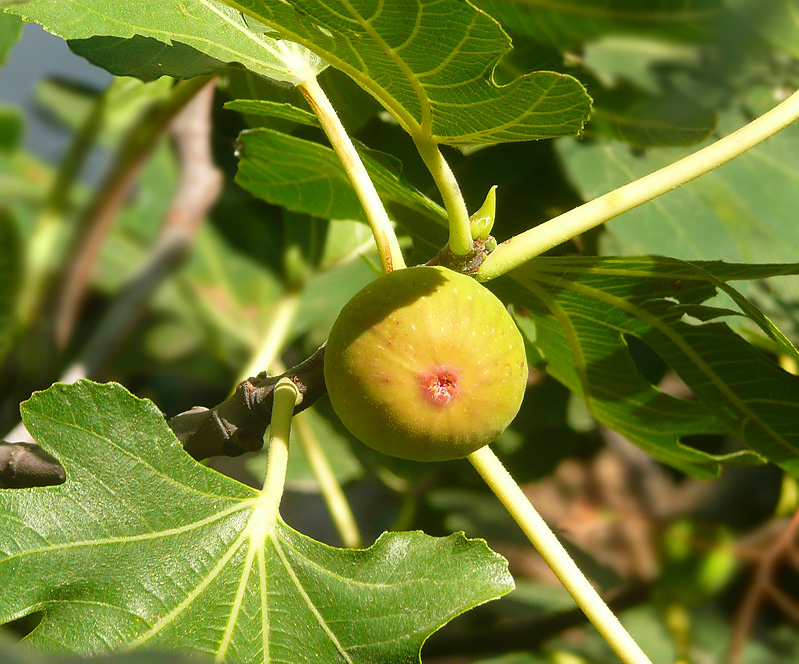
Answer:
[1,347,327,487]
[0,442,65,488]
[168,345,327,461]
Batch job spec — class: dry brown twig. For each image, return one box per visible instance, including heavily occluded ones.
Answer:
[49,74,215,350]
[77,77,222,377]
[729,508,799,663]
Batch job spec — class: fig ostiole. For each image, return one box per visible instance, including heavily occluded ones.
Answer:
[324,266,528,462]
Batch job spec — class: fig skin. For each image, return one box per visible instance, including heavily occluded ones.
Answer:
[324,266,528,462]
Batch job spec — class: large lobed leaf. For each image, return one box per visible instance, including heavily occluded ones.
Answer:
[0,381,513,662]
[221,0,591,145]
[497,257,799,478]
[5,0,590,144]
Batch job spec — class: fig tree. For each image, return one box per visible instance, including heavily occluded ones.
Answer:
[324,266,527,461]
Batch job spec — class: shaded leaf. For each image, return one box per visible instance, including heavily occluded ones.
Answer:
[557,91,799,333]
[0,208,20,366]
[222,66,382,134]
[0,380,513,662]
[477,0,728,50]
[588,87,716,147]
[225,100,320,127]
[234,128,448,251]
[3,0,325,84]
[0,11,21,66]
[224,0,591,144]
[499,257,799,477]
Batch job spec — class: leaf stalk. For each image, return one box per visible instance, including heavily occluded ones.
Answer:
[413,136,474,257]
[299,77,405,273]
[260,378,301,511]
[295,413,363,548]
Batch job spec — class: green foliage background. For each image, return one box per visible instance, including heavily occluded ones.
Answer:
[1,0,799,662]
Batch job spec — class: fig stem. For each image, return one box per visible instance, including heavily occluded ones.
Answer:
[476,88,799,282]
[468,446,653,664]
[299,77,406,273]
[295,413,363,549]
[260,378,301,506]
[413,136,474,257]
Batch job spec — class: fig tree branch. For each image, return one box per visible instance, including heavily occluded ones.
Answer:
[0,442,65,488]
[168,346,327,461]
[476,88,799,282]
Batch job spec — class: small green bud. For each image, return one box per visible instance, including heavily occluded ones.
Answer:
[470,185,497,240]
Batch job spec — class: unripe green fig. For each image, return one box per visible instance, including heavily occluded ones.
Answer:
[324,266,527,461]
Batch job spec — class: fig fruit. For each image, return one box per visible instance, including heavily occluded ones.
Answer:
[324,266,527,461]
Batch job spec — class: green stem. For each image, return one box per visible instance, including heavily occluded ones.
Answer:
[295,413,363,549]
[270,356,362,548]
[477,88,799,282]
[468,446,652,664]
[299,77,405,273]
[260,378,301,501]
[414,136,473,257]
[235,292,301,386]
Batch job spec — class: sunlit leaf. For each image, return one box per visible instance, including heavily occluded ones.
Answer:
[3,0,325,83]
[0,380,514,661]
[221,0,591,145]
